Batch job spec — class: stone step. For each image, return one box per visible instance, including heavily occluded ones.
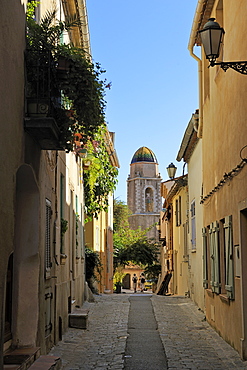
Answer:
[28,355,61,370]
[3,347,40,370]
[69,308,89,329]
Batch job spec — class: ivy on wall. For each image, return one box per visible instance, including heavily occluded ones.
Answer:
[83,126,118,222]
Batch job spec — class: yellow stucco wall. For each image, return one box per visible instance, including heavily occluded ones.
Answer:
[198,0,247,357]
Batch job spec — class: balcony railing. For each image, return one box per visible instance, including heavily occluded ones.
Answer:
[24,49,66,150]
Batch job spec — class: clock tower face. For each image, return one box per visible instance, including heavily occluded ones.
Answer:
[127,147,162,239]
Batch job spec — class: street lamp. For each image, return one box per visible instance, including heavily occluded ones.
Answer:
[166,163,177,179]
[199,18,247,74]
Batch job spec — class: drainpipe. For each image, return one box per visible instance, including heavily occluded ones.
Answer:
[188,0,204,138]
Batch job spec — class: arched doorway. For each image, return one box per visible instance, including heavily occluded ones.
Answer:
[12,165,40,347]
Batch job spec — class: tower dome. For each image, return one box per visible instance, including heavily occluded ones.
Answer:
[131,146,158,164]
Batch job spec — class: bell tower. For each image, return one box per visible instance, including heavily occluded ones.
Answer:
[127,147,162,239]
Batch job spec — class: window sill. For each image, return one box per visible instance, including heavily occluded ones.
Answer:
[219,294,230,305]
[206,289,214,298]
[60,254,67,265]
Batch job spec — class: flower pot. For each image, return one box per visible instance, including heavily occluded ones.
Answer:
[115,284,121,294]
[83,159,91,169]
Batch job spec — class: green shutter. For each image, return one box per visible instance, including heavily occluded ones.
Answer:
[202,227,208,288]
[209,223,215,291]
[213,221,220,294]
[209,222,220,293]
[224,215,234,300]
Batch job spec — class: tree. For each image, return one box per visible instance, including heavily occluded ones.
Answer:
[113,199,160,273]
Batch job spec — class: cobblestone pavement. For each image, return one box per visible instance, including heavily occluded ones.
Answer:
[49,294,130,369]
[49,292,247,369]
[152,295,247,369]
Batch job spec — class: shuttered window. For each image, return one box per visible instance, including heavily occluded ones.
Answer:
[176,196,182,226]
[183,221,188,258]
[60,174,65,254]
[209,222,220,293]
[224,215,234,299]
[45,199,52,277]
[191,200,196,250]
[203,216,234,299]
[202,227,208,288]
[45,287,53,336]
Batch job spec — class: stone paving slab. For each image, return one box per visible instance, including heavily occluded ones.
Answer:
[152,295,247,369]
[49,293,247,369]
[49,294,130,370]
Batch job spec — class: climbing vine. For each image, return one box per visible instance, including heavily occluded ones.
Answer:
[83,126,118,222]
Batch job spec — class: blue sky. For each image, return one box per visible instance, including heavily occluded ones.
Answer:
[86,0,200,203]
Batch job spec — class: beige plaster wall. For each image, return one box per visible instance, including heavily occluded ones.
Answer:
[0,0,27,364]
[187,140,204,310]
[200,0,247,356]
[172,187,189,296]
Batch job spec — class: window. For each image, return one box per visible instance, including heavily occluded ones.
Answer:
[202,216,234,299]
[224,216,234,299]
[191,200,196,250]
[175,196,182,226]
[45,199,52,278]
[45,287,52,337]
[60,174,65,254]
[183,221,188,258]
[209,222,220,293]
[145,188,154,212]
[96,226,100,251]
[202,227,208,288]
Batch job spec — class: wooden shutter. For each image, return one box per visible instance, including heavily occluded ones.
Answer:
[45,287,53,336]
[209,222,220,293]
[45,199,52,277]
[209,223,215,291]
[191,201,196,250]
[202,227,208,288]
[224,215,234,299]
[213,221,220,294]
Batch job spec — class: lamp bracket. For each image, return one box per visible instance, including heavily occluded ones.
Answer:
[211,61,247,74]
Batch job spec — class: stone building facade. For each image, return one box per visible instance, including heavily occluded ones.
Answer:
[127,147,162,239]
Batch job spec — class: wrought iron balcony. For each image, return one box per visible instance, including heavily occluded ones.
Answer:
[24,49,66,150]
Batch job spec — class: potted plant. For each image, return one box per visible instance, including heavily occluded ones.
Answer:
[25,2,108,151]
[114,281,122,294]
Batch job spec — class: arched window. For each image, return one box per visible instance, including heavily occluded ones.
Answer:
[145,188,154,212]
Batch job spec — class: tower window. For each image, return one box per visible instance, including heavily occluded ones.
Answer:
[145,188,154,212]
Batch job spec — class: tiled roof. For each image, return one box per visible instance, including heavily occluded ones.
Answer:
[131,147,157,164]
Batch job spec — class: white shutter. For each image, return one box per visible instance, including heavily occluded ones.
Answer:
[224,215,234,299]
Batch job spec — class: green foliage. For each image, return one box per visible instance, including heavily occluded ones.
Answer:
[113,199,131,232]
[113,199,160,271]
[116,237,159,267]
[83,127,118,222]
[60,218,68,237]
[26,2,108,151]
[144,264,161,281]
[85,247,102,283]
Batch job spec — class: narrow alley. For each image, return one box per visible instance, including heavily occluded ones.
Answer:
[49,292,247,370]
